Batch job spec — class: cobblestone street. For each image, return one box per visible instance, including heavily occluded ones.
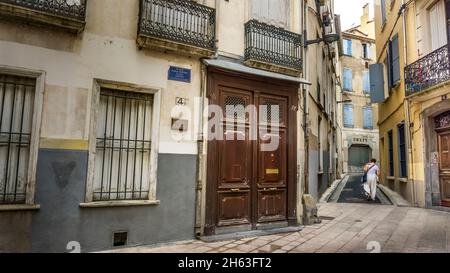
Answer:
[106,202,450,253]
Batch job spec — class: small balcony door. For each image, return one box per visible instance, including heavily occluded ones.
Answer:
[429,0,447,51]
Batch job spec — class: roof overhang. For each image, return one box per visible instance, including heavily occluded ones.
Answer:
[202,57,311,85]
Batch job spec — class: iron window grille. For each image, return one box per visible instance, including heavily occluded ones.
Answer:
[138,0,216,51]
[244,19,302,71]
[93,89,153,201]
[0,0,87,21]
[405,45,450,97]
[0,74,35,205]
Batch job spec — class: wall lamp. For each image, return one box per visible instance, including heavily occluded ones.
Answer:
[305,33,340,46]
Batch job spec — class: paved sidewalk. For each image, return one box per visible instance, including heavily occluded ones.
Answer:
[105,203,450,253]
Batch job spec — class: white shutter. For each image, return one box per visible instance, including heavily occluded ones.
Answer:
[252,0,269,22]
[430,0,447,51]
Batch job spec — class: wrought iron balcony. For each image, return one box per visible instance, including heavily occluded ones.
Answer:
[137,0,216,57]
[0,0,87,33]
[244,19,302,76]
[405,45,450,97]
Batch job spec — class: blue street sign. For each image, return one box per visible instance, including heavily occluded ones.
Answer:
[168,66,191,83]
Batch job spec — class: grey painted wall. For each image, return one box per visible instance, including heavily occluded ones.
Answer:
[30,149,197,253]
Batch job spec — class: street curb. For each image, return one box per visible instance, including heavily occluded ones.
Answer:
[319,174,350,204]
[377,184,411,207]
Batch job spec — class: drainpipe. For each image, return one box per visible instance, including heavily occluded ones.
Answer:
[401,0,417,207]
[303,0,310,195]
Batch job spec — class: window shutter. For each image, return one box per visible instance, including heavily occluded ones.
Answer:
[343,68,352,91]
[343,39,352,55]
[343,104,354,128]
[391,35,400,84]
[363,107,373,129]
[369,63,385,103]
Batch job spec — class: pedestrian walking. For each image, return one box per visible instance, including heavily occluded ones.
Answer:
[362,159,380,201]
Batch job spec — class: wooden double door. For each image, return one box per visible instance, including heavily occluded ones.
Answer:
[205,68,298,235]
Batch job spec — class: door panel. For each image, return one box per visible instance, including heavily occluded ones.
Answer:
[257,95,288,222]
[438,132,450,206]
[217,88,253,227]
[257,189,286,222]
[217,192,251,226]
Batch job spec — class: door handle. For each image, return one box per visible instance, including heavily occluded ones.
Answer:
[230,188,240,192]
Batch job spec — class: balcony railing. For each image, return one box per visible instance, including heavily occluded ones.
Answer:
[137,0,216,57]
[405,45,450,97]
[244,19,302,76]
[0,0,87,32]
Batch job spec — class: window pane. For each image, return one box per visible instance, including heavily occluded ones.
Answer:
[94,89,153,201]
[0,74,35,204]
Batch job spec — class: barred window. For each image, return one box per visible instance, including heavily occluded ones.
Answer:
[0,74,35,204]
[93,88,153,201]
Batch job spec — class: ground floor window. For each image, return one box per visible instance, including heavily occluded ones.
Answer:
[0,73,36,204]
[388,130,394,176]
[92,88,154,201]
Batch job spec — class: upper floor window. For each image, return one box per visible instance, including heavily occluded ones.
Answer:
[381,0,387,26]
[363,70,370,94]
[343,68,353,91]
[388,34,400,87]
[343,104,354,128]
[362,43,370,59]
[251,0,289,28]
[343,39,352,55]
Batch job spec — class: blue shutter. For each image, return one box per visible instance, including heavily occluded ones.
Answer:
[370,63,385,103]
[343,68,352,91]
[343,39,352,55]
[343,104,354,128]
[363,107,373,129]
[381,0,386,24]
[363,71,370,93]
[391,35,400,84]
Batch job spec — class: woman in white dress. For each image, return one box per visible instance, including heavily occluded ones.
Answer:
[363,159,380,201]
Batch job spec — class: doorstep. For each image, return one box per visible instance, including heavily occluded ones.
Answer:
[199,226,303,243]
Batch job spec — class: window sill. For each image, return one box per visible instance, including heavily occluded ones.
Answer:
[398,178,408,183]
[79,200,160,208]
[0,204,40,211]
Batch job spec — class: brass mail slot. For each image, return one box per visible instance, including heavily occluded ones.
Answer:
[266,169,280,175]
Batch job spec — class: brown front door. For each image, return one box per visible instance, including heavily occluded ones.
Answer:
[205,68,298,235]
[438,131,450,207]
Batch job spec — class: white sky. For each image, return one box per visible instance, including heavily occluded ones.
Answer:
[334,0,375,31]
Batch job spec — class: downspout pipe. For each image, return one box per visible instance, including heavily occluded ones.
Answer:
[303,0,310,195]
[401,0,417,206]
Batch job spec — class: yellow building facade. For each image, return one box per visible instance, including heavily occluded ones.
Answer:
[374,0,450,208]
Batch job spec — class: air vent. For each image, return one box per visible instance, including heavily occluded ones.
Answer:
[113,231,128,247]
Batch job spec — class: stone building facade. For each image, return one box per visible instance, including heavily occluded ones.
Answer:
[340,4,379,174]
